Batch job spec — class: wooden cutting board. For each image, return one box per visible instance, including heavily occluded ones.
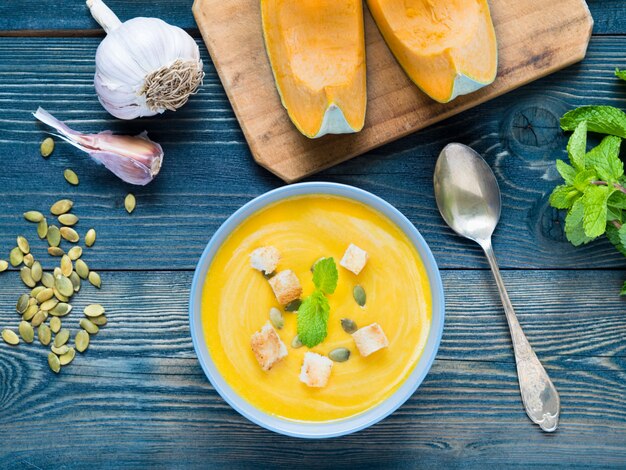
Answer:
[193,0,593,182]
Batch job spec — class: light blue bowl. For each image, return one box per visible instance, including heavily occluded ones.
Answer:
[189,182,445,438]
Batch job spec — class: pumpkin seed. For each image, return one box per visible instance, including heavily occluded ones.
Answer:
[38,324,52,346]
[75,330,89,352]
[84,304,105,318]
[50,317,61,333]
[54,328,70,347]
[55,275,74,297]
[24,210,44,222]
[17,236,30,254]
[41,137,54,158]
[75,259,89,279]
[291,335,303,349]
[31,310,47,327]
[0,260,8,272]
[50,199,73,216]
[68,246,82,260]
[88,271,101,288]
[20,267,36,288]
[23,305,39,322]
[41,272,55,288]
[60,227,79,243]
[48,247,65,257]
[50,303,72,317]
[70,271,81,292]
[80,318,99,335]
[2,329,19,345]
[37,218,48,239]
[59,347,75,365]
[31,261,42,282]
[124,193,136,213]
[36,287,54,303]
[54,267,62,277]
[329,348,350,363]
[284,299,302,312]
[340,318,358,334]
[85,228,96,247]
[51,344,69,355]
[48,352,61,373]
[53,288,69,302]
[61,255,73,277]
[63,169,79,186]
[9,247,23,266]
[90,314,107,326]
[40,298,59,311]
[353,285,366,307]
[23,253,34,267]
[263,271,275,280]
[47,225,61,247]
[58,213,79,226]
[31,286,44,298]
[269,307,284,329]
[28,297,37,306]
[18,321,34,343]
[16,293,29,313]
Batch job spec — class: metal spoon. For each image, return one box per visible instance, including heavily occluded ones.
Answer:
[433,143,560,432]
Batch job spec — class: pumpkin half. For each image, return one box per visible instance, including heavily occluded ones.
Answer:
[367,0,497,103]
[261,0,366,138]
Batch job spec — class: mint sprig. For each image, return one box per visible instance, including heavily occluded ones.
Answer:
[312,257,338,294]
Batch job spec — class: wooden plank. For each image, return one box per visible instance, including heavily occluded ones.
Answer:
[0,270,625,467]
[0,0,623,35]
[1,37,626,270]
[193,0,593,182]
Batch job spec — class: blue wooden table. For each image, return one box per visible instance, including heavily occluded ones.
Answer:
[1,1,625,468]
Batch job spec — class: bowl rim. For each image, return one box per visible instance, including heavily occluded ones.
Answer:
[188,182,445,438]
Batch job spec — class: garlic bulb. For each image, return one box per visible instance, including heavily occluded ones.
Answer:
[33,108,163,186]
[87,0,204,120]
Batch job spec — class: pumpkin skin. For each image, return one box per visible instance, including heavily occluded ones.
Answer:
[261,0,367,138]
[367,0,498,103]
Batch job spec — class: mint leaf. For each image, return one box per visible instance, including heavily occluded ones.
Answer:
[549,185,579,209]
[608,191,626,209]
[297,290,329,348]
[567,121,587,170]
[586,135,623,182]
[560,106,626,138]
[605,223,626,256]
[565,198,594,246]
[621,280,626,296]
[582,184,611,237]
[556,159,577,185]
[312,257,338,294]
[607,205,622,222]
[616,68,626,82]
[573,168,597,192]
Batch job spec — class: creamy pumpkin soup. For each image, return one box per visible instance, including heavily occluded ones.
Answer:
[201,195,431,422]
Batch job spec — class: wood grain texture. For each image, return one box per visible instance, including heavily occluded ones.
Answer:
[193,0,593,181]
[0,270,625,468]
[1,38,626,270]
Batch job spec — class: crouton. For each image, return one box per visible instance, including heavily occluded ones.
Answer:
[250,321,287,371]
[268,269,302,305]
[340,243,368,275]
[250,246,280,274]
[299,352,333,388]
[352,322,389,357]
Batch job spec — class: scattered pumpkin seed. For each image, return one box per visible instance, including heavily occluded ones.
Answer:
[125,193,136,213]
[47,225,61,247]
[59,347,75,365]
[16,236,30,254]
[90,314,107,326]
[2,329,19,345]
[55,275,74,297]
[37,218,48,239]
[63,169,79,186]
[53,267,62,277]
[16,293,29,313]
[58,213,79,226]
[50,199,73,216]
[340,318,358,334]
[75,259,89,279]
[329,348,351,363]
[353,285,366,307]
[0,260,8,272]
[84,304,105,318]
[75,330,89,352]
[88,271,101,288]
[60,227,79,243]
[41,137,54,158]
[35,287,53,303]
[54,328,70,347]
[40,298,59,311]
[23,253,34,267]
[18,321,34,343]
[61,255,73,277]
[51,345,69,356]
[23,305,39,322]
[50,317,61,333]
[263,271,275,280]
[20,267,36,288]
[70,271,81,292]
[284,299,302,312]
[269,307,284,329]
[28,297,37,306]
[80,318,99,335]
[31,310,47,327]
[48,352,61,373]
[24,210,44,222]
[50,303,72,317]
[38,324,51,346]
[41,272,55,288]
[291,335,303,349]
[48,247,64,257]
[68,246,82,260]
[9,247,23,266]
[53,288,69,302]
[85,228,96,247]
[31,261,42,282]
[31,286,45,298]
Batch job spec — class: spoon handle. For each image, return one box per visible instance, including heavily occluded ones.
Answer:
[481,239,560,432]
